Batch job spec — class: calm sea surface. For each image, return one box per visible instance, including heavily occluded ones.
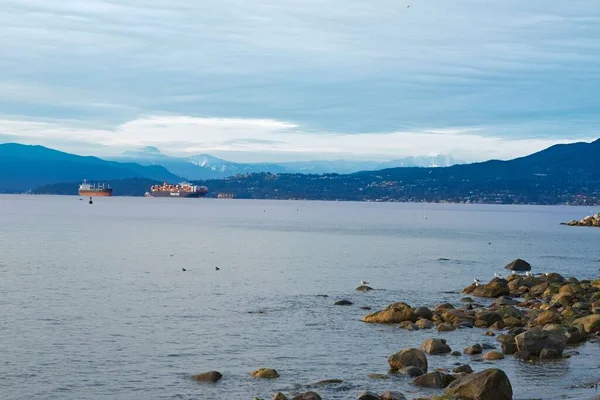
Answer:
[1,195,599,400]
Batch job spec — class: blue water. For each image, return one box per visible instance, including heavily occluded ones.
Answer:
[1,195,599,399]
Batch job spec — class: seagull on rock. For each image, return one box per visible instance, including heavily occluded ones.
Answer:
[361,280,369,285]
[494,273,501,278]
[525,271,533,277]
[473,279,481,286]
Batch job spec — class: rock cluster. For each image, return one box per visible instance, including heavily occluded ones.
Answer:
[564,212,600,227]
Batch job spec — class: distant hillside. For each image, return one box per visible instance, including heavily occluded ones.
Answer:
[29,139,600,205]
[0,143,183,192]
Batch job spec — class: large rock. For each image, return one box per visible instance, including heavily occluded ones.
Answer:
[361,302,416,323]
[444,368,513,400]
[471,279,510,298]
[464,344,482,355]
[388,348,428,372]
[416,318,434,329]
[504,259,531,271]
[413,371,455,388]
[252,368,279,379]
[483,351,505,360]
[475,311,503,327]
[515,328,567,356]
[421,338,452,355]
[543,324,585,344]
[536,310,563,326]
[191,371,223,382]
[274,393,288,400]
[398,366,425,377]
[292,393,321,400]
[357,392,380,400]
[380,392,407,400]
[573,314,600,334]
[497,334,517,354]
[414,306,434,320]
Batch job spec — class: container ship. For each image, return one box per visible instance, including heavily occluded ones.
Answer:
[146,182,208,198]
[78,180,113,196]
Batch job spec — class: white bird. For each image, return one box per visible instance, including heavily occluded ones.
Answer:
[511,271,517,275]
[494,273,501,278]
[473,278,480,286]
[525,271,533,277]
[361,280,369,285]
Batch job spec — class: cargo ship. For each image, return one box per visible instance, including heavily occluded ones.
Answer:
[146,182,208,198]
[78,180,113,196]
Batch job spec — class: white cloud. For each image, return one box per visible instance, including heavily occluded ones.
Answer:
[0,115,594,162]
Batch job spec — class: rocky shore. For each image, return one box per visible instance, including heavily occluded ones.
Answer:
[193,259,600,399]
[563,212,600,227]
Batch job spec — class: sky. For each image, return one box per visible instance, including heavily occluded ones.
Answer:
[0,0,599,162]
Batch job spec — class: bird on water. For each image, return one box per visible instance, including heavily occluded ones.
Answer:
[215,266,220,271]
[182,268,186,272]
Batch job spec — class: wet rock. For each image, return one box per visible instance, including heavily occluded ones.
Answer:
[482,351,505,360]
[514,351,531,361]
[497,335,517,355]
[453,364,473,374]
[191,371,223,382]
[367,374,389,380]
[464,344,482,355]
[413,371,455,388]
[356,285,374,291]
[445,368,513,400]
[504,259,531,271]
[362,302,416,323]
[457,322,474,329]
[360,306,372,310]
[335,300,353,306]
[481,343,496,350]
[490,320,505,330]
[312,379,343,386]
[292,392,321,400]
[398,366,425,377]
[530,282,550,297]
[388,348,428,372]
[471,279,510,298]
[461,297,474,303]
[357,391,380,400]
[416,318,434,329]
[435,303,456,312]
[274,393,288,400]
[474,311,503,327]
[536,310,563,325]
[496,306,523,319]
[508,327,527,336]
[437,322,456,332]
[252,368,279,379]
[414,306,434,320]
[398,321,420,330]
[539,348,562,360]
[502,317,524,328]
[573,314,600,334]
[495,296,520,306]
[451,351,462,357]
[380,392,407,400]
[485,331,496,336]
[421,338,452,355]
[515,328,567,356]
[543,324,585,344]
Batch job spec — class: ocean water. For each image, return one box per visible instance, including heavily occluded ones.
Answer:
[1,195,599,400]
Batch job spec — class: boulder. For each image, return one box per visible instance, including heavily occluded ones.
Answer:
[335,300,353,306]
[191,371,223,382]
[357,392,380,400]
[421,338,452,355]
[435,303,456,312]
[543,324,585,344]
[356,285,374,291]
[413,371,455,388]
[312,379,343,386]
[515,328,567,356]
[367,374,388,380]
[573,314,600,334]
[388,348,428,372]
[464,344,482,355]
[380,392,407,400]
[437,322,456,332]
[414,306,434,320]
[361,302,416,323]
[398,366,425,377]
[495,296,520,306]
[416,318,434,329]
[461,297,475,303]
[453,364,473,374]
[274,393,288,400]
[497,335,517,355]
[444,368,513,400]
[471,279,510,298]
[539,348,562,360]
[482,351,505,360]
[536,310,563,326]
[514,351,531,361]
[474,311,503,327]
[398,321,420,330]
[252,368,279,379]
[292,393,321,400]
[504,259,531,271]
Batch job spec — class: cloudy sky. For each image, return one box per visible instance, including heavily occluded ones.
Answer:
[0,0,599,162]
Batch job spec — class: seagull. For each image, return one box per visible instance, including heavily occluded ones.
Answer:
[182,268,186,272]
[361,280,369,285]
[511,271,517,275]
[494,273,501,278]
[215,266,220,271]
[525,271,533,277]
[473,278,481,286]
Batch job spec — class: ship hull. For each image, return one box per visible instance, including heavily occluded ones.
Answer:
[79,190,113,197]
[148,191,207,198]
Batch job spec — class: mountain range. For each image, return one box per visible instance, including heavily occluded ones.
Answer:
[0,143,182,192]
[110,146,460,179]
[28,138,600,205]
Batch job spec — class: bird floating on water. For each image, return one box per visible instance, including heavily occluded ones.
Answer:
[361,280,369,285]
[215,266,220,271]
[182,268,186,272]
